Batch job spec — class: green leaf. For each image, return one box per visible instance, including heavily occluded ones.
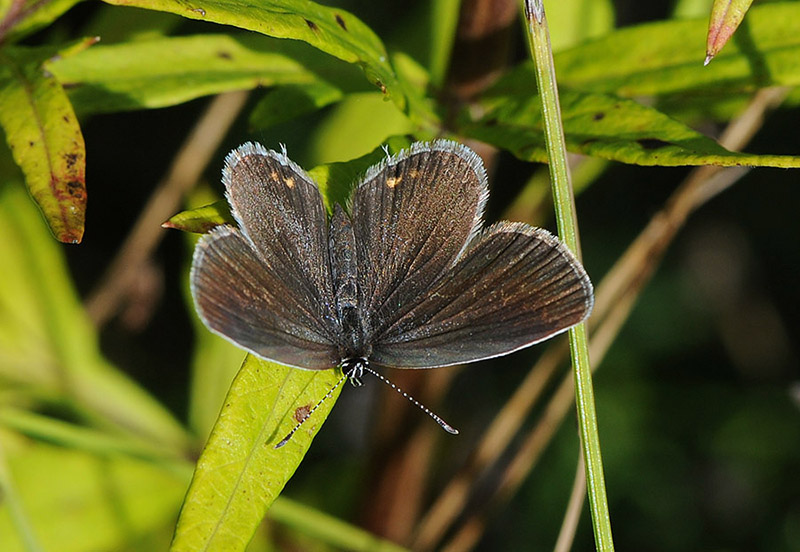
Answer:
[249,82,344,129]
[548,0,614,52]
[100,0,402,106]
[0,408,190,469]
[162,199,235,234]
[0,45,86,243]
[0,178,188,448]
[426,0,460,87]
[269,497,410,552]
[0,0,84,44]
[171,356,343,551]
[307,135,414,209]
[308,92,414,166]
[555,2,800,97]
[48,34,344,114]
[0,443,44,552]
[0,441,186,552]
[459,69,800,168]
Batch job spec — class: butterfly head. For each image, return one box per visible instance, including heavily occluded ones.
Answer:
[341,357,369,387]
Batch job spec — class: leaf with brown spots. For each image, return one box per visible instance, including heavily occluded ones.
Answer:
[100,0,403,107]
[0,45,87,243]
[172,356,343,551]
[49,34,347,115]
[459,66,800,168]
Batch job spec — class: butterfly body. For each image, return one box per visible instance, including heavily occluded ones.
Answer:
[191,140,593,377]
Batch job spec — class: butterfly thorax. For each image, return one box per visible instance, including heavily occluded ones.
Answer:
[329,204,371,362]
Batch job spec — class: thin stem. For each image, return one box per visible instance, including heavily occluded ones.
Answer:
[523,1,614,550]
[85,90,249,326]
[554,452,587,552]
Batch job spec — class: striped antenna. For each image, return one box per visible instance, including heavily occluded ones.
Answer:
[274,360,459,449]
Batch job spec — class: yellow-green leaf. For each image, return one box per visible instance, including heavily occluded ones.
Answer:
[249,82,344,129]
[163,200,234,234]
[100,0,402,106]
[556,2,800,97]
[49,34,345,114]
[0,0,84,44]
[0,46,86,243]
[171,356,342,552]
[0,441,186,552]
[459,71,800,168]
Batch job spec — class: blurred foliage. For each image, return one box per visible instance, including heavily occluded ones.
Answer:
[0,1,798,551]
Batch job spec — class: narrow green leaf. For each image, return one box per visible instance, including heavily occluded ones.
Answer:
[171,356,342,552]
[427,0,460,87]
[249,82,344,129]
[100,0,402,105]
[459,71,800,168]
[270,497,410,552]
[706,0,754,64]
[162,200,234,234]
[0,408,189,473]
[555,2,800,97]
[0,46,86,243]
[48,34,342,114]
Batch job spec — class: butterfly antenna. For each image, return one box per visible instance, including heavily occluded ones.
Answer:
[362,365,459,435]
[274,371,349,449]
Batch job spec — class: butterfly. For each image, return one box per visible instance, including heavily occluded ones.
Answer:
[190,140,593,445]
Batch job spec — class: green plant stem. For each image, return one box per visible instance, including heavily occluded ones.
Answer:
[523,1,614,550]
[270,497,410,552]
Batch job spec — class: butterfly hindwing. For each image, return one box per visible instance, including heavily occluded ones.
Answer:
[369,223,593,368]
[191,226,341,369]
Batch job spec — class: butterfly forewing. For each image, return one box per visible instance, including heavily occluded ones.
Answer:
[223,143,338,338]
[350,141,488,339]
[369,223,593,368]
[192,143,344,369]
